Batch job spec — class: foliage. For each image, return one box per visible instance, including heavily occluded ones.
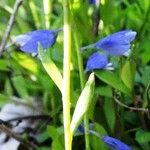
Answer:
[0,0,150,150]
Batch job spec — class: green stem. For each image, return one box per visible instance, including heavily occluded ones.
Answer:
[74,34,85,89]
[84,115,90,150]
[73,23,90,150]
[43,0,52,29]
[63,0,72,150]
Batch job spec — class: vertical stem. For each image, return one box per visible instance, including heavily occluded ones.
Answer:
[43,0,52,29]
[74,34,85,89]
[63,0,72,150]
[74,24,90,150]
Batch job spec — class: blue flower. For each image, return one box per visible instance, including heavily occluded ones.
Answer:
[15,29,62,54]
[81,30,137,56]
[102,136,132,150]
[86,52,113,72]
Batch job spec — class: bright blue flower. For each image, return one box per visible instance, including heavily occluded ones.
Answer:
[15,29,62,54]
[89,0,96,4]
[86,52,113,72]
[102,136,132,150]
[81,30,137,56]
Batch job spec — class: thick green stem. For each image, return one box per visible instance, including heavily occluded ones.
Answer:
[63,0,72,150]
[74,27,90,150]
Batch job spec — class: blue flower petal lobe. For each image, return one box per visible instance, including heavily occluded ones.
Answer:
[102,136,132,150]
[15,30,58,53]
[15,34,31,47]
[86,52,110,72]
[95,30,136,55]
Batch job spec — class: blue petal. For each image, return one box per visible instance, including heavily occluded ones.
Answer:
[101,30,136,42]
[15,30,58,53]
[102,136,132,150]
[95,30,137,55]
[96,42,131,55]
[15,34,31,47]
[86,52,109,72]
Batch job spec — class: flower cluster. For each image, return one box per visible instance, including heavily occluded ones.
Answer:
[82,30,137,72]
[15,28,136,72]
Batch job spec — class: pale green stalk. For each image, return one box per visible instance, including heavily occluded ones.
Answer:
[43,0,52,29]
[84,116,90,150]
[62,0,72,150]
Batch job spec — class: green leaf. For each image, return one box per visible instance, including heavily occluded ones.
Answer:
[140,39,150,64]
[141,66,150,86]
[121,60,136,91]
[95,71,131,96]
[104,98,116,132]
[4,79,13,96]
[0,94,10,106]
[90,123,107,150]
[12,75,29,99]
[47,126,61,139]
[70,73,95,134]
[0,59,9,71]
[95,86,112,98]
[52,137,64,150]
[47,126,64,150]
[36,131,49,143]
[12,52,38,74]
[38,44,63,92]
[138,0,150,12]
[135,130,150,144]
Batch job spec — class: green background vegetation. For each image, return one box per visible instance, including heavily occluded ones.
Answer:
[0,0,150,149]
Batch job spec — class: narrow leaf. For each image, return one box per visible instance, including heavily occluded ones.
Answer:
[104,98,116,132]
[38,44,63,92]
[12,76,29,99]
